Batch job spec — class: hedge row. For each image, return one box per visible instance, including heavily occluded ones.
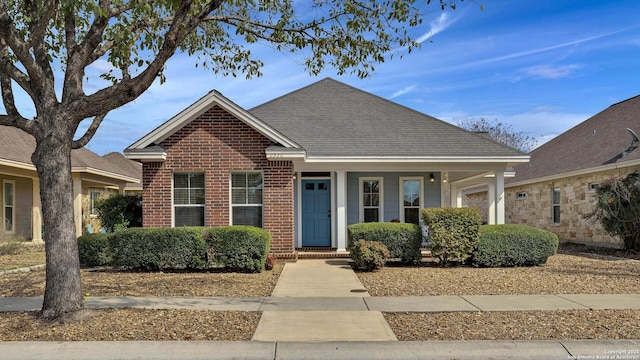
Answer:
[472,224,558,267]
[77,226,271,272]
[347,222,422,264]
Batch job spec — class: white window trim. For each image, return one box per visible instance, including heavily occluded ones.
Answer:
[3,180,15,234]
[399,176,424,223]
[359,177,384,222]
[551,187,561,224]
[89,191,101,217]
[229,171,264,227]
[172,172,206,227]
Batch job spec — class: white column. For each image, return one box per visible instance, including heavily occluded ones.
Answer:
[496,170,505,224]
[336,170,348,252]
[72,174,83,237]
[450,184,462,208]
[487,182,496,225]
[31,179,43,243]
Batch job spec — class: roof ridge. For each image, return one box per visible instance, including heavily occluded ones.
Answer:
[609,94,640,108]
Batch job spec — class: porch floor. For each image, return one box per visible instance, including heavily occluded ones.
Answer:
[295,247,432,259]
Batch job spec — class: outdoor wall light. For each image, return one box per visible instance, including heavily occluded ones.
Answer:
[292,173,297,180]
[429,173,435,183]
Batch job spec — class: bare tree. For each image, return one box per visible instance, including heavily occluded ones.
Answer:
[0,0,468,320]
[458,117,538,153]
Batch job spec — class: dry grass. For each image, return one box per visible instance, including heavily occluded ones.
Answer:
[0,243,45,272]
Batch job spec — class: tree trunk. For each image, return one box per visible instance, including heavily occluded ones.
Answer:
[32,130,84,320]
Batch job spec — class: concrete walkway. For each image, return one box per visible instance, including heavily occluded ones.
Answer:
[1,260,640,358]
[252,259,398,341]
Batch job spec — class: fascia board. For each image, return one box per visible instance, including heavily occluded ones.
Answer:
[301,155,530,163]
[506,158,640,188]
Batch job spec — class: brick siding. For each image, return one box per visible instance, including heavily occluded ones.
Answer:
[141,105,295,255]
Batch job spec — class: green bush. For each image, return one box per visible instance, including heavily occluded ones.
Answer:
[472,224,559,267]
[203,226,271,272]
[347,222,422,264]
[350,239,390,271]
[77,233,112,267]
[111,228,208,270]
[422,208,482,265]
[95,194,142,233]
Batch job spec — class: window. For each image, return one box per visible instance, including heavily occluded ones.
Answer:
[90,191,100,216]
[400,177,423,225]
[359,177,383,222]
[516,191,527,199]
[231,172,263,227]
[173,173,205,227]
[551,187,561,224]
[588,183,601,192]
[3,180,14,233]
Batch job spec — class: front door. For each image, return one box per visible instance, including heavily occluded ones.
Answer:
[301,179,331,247]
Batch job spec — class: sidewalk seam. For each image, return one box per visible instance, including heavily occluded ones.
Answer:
[458,295,483,312]
[557,340,573,357]
[555,294,594,310]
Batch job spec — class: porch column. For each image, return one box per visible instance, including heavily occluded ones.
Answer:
[336,170,348,252]
[496,170,505,224]
[487,182,496,225]
[72,174,83,237]
[31,179,43,243]
[450,184,462,208]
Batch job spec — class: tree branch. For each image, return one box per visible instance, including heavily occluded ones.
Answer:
[72,113,107,149]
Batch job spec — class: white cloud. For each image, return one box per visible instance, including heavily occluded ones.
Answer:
[416,12,458,44]
[390,84,417,99]
[526,64,583,79]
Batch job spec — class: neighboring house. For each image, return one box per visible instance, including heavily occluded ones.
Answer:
[124,78,528,257]
[503,95,640,248]
[0,126,141,242]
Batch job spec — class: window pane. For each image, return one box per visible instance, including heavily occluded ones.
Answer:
[247,189,263,204]
[306,183,315,190]
[370,181,379,193]
[4,207,12,231]
[371,194,379,207]
[175,207,204,227]
[552,188,560,204]
[404,208,419,225]
[247,173,263,187]
[363,181,371,194]
[318,183,327,190]
[363,194,370,207]
[364,208,379,222]
[232,189,246,204]
[233,206,263,227]
[232,173,246,187]
[174,189,189,205]
[174,174,188,188]
[190,188,205,205]
[190,173,205,188]
[5,183,13,206]
[552,206,560,223]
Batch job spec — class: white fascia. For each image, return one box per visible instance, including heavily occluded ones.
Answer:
[124,149,167,162]
[302,155,530,164]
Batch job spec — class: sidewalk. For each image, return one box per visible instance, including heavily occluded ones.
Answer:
[1,259,639,359]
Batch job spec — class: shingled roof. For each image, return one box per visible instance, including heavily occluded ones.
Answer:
[249,78,524,158]
[0,125,140,182]
[508,95,640,185]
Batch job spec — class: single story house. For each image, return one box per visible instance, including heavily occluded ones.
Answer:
[503,95,640,247]
[0,125,141,242]
[124,78,529,257]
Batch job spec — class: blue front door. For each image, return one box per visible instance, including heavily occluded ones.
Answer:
[301,180,331,247]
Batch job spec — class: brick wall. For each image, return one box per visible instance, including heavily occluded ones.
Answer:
[142,105,295,255]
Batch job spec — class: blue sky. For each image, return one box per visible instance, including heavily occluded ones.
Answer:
[78,0,640,155]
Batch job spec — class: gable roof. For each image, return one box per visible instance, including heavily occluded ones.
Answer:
[126,90,299,154]
[507,95,640,186]
[249,78,526,160]
[0,125,139,183]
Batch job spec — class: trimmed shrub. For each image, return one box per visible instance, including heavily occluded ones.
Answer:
[111,228,208,270]
[347,222,422,264]
[350,239,390,271]
[95,194,142,233]
[78,233,112,267]
[0,236,28,255]
[422,208,483,265]
[203,226,271,272]
[472,224,559,267]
